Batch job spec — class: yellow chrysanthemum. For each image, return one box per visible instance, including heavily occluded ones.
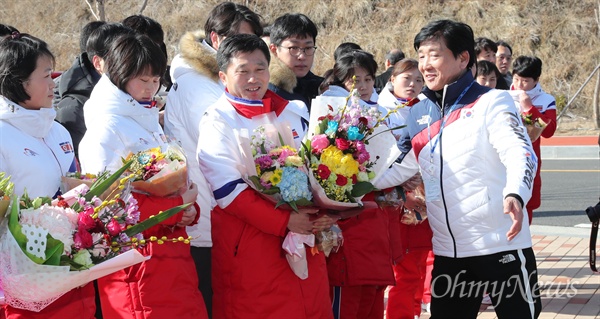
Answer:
[339,154,359,177]
[320,145,359,177]
[270,169,282,185]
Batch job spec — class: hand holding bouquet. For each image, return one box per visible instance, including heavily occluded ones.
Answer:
[508,90,548,143]
[235,115,322,278]
[521,113,548,142]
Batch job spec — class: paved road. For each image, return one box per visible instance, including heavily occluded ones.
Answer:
[534,158,600,228]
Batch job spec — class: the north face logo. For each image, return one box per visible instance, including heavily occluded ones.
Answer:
[417,115,430,125]
[499,254,516,264]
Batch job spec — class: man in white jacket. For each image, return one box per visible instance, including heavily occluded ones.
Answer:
[163,2,262,317]
[398,20,541,318]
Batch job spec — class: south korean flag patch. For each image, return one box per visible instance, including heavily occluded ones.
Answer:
[460,108,474,119]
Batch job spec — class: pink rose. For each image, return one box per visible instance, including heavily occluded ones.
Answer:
[335,138,350,151]
[357,151,370,164]
[106,219,122,237]
[78,208,96,230]
[355,141,366,153]
[74,227,93,249]
[311,134,330,153]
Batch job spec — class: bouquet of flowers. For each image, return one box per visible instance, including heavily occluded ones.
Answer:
[124,143,188,197]
[305,89,401,210]
[0,161,191,312]
[247,125,313,211]
[521,113,548,142]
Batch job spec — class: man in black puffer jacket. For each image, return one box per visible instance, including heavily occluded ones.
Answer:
[268,13,323,112]
[55,21,105,159]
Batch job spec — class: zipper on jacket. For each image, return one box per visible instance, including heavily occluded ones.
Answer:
[438,84,458,258]
[43,138,64,176]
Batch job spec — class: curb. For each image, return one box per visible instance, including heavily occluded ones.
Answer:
[529,224,592,238]
[541,145,599,159]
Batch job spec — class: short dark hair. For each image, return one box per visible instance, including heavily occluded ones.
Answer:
[414,19,476,70]
[86,23,134,59]
[391,58,420,77]
[0,24,19,37]
[123,15,164,43]
[496,40,513,55]
[512,56,543,80]
[327,50,377,88]
[122,15,167,59]
[217,34,270,72]
[474,37,497,56]
[0,33,55,103]
[476,60,501,78]
[333,42,362,61]
[386,49,405,66]
[204,2,263,47]
[104,33,167,93]
[80,21,106,54]
[269,13,318,46]
[262,24,272,37]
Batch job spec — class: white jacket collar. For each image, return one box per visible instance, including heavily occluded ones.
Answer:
[84,75,160,133]
[0,95,56,138]
[510,82,544,99]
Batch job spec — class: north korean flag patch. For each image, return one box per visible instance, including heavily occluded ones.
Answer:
[59,141,74,154]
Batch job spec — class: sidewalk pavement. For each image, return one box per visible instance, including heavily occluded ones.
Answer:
[412,228,599,319]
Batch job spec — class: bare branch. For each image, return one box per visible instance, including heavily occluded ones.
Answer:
[138,0,149,15]
[96,0,106,21]
[84,0,100,20]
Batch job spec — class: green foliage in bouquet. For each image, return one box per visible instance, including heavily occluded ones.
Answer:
[0,172,14,199]
[7,160,191,269]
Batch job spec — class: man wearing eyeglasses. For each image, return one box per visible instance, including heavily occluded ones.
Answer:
[496,40,514,88]
[268,13,323,111]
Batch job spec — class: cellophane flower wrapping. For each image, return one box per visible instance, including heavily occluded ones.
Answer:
[234,113,317,278]
[0,160,189,312]
[125,142,188,197]
[306,91,401,210]
[61,172,118,201]
[522,114,547,142]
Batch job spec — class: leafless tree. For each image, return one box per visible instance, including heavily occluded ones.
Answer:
[85,0,106,21]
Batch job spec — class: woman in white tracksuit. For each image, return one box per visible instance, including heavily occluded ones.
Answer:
[0,32,95,319]
[78,33,207,319]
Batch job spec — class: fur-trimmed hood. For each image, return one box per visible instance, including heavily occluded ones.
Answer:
[268,52,297,94]
[177,30,220,82]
